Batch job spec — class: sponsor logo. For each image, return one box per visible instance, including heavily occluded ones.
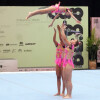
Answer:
[12,49,16,53]
[25,43,36,45]
[18,49,23,52]
[6,43,17,46]
[0,44,3,46]
[24,50,32,52]
[19,42,24,46]
[3,49,11,53]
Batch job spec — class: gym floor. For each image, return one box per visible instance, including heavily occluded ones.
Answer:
[0,70,100,100]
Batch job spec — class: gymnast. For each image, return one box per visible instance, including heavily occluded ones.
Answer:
[53,25,65,96]
[26,2,81,27]
[60,23,81,99]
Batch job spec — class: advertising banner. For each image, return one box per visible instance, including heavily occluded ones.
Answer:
[0,6,88,69]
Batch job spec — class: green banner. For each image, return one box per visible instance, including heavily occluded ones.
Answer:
[0,6,88,69]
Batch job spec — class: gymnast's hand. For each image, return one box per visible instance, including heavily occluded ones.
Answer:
[56,1,61,6]
[76,20,81,24]
[61,23,66,30]
[48,23,53,27]
[57,25,60,31]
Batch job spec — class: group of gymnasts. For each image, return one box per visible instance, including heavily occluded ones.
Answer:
[26,2,81,99]
[53,24,80,99]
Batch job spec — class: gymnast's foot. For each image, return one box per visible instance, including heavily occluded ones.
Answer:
[63,94,72,99]
[26,12,32,20]
[54,93,60,96]
[60,93,64,96]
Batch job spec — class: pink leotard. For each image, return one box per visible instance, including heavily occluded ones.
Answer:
[51,2,69,13]
[55,43,65,67]
[63,44,74,68]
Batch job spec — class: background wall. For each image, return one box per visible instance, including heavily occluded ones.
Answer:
[0,6,88,69]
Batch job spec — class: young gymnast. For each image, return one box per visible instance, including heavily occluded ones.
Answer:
[53,25,65,96]
[26,2,81,27]
[60,23,80,99]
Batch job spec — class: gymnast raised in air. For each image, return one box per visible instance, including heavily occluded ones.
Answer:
[26,2,81,27]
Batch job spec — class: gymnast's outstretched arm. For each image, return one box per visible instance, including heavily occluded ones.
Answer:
[53,28,58,47]
[57,24,67,46]
[57,25,62,41]
[68,10,81,24]
[49,13,60,27]
[61,24,70,46]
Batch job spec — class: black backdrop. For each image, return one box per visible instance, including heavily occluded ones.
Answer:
[0,0,99,17]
